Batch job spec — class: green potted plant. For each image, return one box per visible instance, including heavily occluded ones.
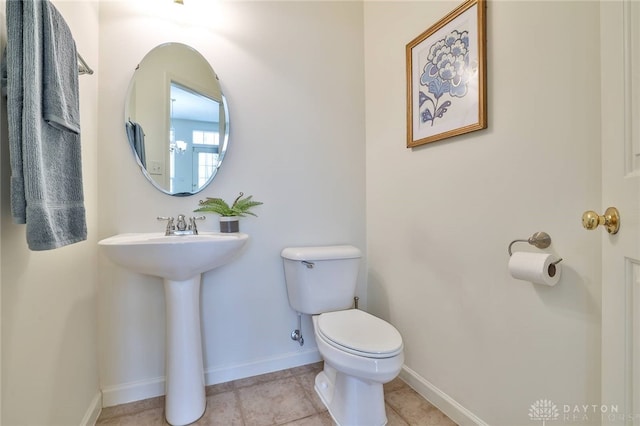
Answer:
[195,192,263,233]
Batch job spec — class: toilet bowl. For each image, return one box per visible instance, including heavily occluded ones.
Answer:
[312,309,404,426]
[281,245,404,426]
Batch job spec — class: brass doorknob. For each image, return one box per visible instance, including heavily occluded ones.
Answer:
[581,207,620,234]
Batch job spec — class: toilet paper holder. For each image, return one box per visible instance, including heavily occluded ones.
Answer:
[508,231,563,264]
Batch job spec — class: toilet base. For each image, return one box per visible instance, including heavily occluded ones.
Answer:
[314,364,387,426]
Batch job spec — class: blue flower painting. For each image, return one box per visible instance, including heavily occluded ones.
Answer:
[407,0,486,148]
[419,29,473,126]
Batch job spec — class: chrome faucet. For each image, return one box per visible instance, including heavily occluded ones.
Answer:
[176,214,188,231]
[158,215,205,236]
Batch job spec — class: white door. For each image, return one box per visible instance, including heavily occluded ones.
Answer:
[600,1,640,424]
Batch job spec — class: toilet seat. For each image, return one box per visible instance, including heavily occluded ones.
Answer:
[316,309,403,359]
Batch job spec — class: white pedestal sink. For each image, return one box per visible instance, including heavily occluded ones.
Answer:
[99,232,249,425]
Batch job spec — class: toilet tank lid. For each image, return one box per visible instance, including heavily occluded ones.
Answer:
[281,245,361,261]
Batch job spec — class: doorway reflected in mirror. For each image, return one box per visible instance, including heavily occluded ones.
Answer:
[125,43,229,196]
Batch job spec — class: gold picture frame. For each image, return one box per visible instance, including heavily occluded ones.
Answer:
[406,0,487,148]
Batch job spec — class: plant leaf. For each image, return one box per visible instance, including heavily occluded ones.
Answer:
[231,195,263,217]
[194,194,263,217]
[194,197,233,215]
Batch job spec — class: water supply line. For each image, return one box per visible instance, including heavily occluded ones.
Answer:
[290,297,360,346]
[291,313,304,346]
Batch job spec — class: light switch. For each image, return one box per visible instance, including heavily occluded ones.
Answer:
[150,160,162,175]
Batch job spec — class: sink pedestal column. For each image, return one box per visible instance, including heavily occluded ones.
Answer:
[164,276,206,426]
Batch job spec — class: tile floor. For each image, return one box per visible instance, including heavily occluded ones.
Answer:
[96,362,457,426]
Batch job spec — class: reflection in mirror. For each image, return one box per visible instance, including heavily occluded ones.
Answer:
[125,43,229,196]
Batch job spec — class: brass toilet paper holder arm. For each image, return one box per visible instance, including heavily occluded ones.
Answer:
[508,231,563,265]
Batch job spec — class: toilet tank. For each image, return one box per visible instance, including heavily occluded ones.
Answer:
[281,245,362,315]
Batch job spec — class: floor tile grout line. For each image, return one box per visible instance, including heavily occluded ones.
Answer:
[292,374,321,417]
[385,397,411,426]
[233,388,248,426]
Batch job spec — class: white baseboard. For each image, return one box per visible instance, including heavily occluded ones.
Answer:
[81,392,103,426]
[205,348,322,385]
[101,349,321,407]
[101,375,166,408]
[399,365,489,426]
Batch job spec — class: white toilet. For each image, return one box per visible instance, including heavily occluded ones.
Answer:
[281,245,404,426]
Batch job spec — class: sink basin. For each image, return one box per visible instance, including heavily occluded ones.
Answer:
[99,232,249,281]
[99,232,249,426]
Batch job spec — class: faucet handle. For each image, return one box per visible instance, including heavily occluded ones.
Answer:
[189,216,206,234]
[157,216,175,223]
[157,216,175,235]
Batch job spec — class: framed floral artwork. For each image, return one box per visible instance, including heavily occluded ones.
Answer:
[406,0,487,148]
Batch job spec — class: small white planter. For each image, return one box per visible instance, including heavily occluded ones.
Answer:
[219,216,239,233]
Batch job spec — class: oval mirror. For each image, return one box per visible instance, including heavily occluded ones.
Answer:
[124,43,229,196]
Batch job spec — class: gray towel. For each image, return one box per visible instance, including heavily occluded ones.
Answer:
[1,49,8,97]
[6,0,26,224]
[6,0,87,250]
[42,1,81,135]
[126,120,146,168]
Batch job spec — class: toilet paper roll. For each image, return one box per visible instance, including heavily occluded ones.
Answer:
[508,252,561,286]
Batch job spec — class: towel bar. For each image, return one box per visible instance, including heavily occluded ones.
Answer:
[77,53,93,75]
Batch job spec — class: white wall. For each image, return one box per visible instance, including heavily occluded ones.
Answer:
[0,1,101,425]
[365,1,602,425]
[97,0,366,405]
